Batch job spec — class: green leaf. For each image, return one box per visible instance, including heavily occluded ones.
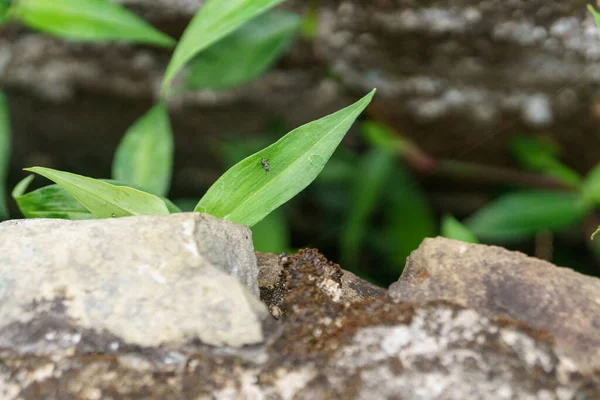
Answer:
[251,208,289,253]
[465,190,589,242]
[361,121,405,152]
[8,0,174,47]
[220,137,271,168]
[300,0,318,40]
[13,174,92,219]
[13,175,180,219]
[383,163,436,271]
[592,226,599,240]
[112,103,173,197]
[589,4,600,39]
[340,148,394,268]
[508,136,581,186]
[0,0,11,23]
[582,162,600,206]
[23,167,170,218]
[185,10,300,90]
[161,0,285,95]
[441,214,478,243]
[195,89,376,227]
[0,91,10,219]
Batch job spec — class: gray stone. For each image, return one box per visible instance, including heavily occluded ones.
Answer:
[389,237,600,373]
[317,0,600,172]
[1,248,597,399]
[0,213,267,348]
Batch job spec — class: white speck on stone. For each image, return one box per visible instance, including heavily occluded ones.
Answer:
[32,363,54,382]
[522,94,553,126]
[463,7,481,23]
[496,384,513,399]
[182,220,200,258]
[493,21,543,45]
[501,329,553,372]
[275,367,317,400]
[317,278,342,302]
[136,264,167,285]
[557,387,576,400]
[80,387,102,400]
[63,332,81,345]
[550,18,579,38]
[380,326,412,355]
[415,99,447,120]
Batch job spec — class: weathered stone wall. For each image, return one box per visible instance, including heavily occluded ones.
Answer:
[2,219,600,398]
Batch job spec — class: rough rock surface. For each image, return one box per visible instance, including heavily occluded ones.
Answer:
[389,237,600,373]
[1,245,598,399]
[3,0,600,202]
[256,251,386,318]
[0,213,267,348]
[320,0,600,171]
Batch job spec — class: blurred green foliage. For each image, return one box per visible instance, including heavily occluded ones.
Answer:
[0,92,9,219]
[509,136,581,186]
[5,0,175,46]
[1,0,600,288]
[185,9,301,90]
[441,215,478,244]
[112,103,173,197]
[161,0,287,94]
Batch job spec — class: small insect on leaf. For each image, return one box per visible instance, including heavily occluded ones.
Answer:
[260,158,270,173]
[195,89,376,227]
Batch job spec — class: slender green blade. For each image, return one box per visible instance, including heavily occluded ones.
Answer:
[300,0,318,40]
[589,5,600,39]
[161,0,285,95]
[12,175,180,219]
[195,89,376,227]
[9,0,174,46]
[592,227,600,240]
[112,103,173,197]
[0,91,10,219]
[186,9,300,90]
[251,208,289,253]
[0,2,9,25]
[465,190,588,242]
[441,214,478,243]
[340,148,394,268]
[509,136,580,186]
[24,167,170,218]
[361,121,405,152]
[383,164,436,271]
[13,175,94,219]
[582,162,600,207]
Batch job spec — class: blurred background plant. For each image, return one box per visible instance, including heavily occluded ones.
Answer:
[1,0,600,286]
